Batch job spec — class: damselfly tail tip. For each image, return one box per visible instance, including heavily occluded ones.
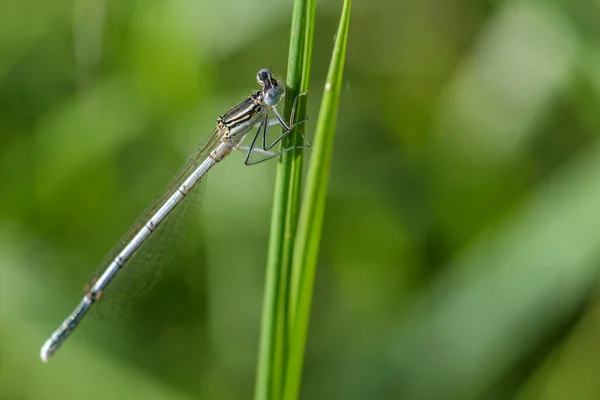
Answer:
[40,339,53,363]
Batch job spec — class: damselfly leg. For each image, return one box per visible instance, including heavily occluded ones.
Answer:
[241,91,310,165]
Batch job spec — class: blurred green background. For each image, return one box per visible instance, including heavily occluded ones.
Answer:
[2,0,600,399]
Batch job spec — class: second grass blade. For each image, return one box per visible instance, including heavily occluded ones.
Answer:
[284,0,352,398]
[254,0,315,398]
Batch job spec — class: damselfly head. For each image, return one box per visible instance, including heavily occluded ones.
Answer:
[257,68,284,106]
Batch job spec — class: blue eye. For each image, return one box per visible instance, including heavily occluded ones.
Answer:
[264,86,284,106]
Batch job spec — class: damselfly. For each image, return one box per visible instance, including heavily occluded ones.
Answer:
[40,68,308,362]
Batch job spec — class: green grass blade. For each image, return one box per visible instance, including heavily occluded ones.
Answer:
[254,0,315,399]
[283,0,352,399]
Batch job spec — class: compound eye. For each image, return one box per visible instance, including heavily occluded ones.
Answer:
[264,85,283,106]
[256,69,271,86]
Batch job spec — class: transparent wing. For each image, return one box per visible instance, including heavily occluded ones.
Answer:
[89,128,221,318]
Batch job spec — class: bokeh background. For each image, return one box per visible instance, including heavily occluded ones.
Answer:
[2,0,600,399]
